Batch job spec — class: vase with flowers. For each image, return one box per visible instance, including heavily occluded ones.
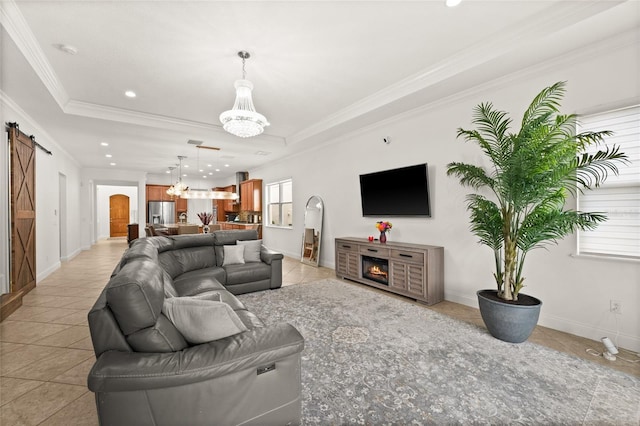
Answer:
[197,212,213,233]
[375,221,392,243]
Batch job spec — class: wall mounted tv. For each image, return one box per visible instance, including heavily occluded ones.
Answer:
[359,163,431,217]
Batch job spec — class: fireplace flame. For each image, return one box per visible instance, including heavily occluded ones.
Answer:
[368,265,388,278]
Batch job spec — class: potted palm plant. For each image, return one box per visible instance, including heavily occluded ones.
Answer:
[447,81,628,343]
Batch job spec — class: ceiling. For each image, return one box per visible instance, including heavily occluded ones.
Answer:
[1,0,638,182]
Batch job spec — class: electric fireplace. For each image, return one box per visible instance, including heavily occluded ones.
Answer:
[361,255,389,285]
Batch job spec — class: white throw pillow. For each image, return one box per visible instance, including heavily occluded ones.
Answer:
[162,297,247,344]
[222,245,245,266]
[237,239,262,263]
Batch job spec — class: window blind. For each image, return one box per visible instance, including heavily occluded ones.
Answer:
[577,105,640,259]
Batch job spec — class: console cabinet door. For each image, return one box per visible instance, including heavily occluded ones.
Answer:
[390,262,426,298]
[336,250,358,279]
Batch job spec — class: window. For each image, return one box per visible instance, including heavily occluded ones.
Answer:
[266,179,293,228]
[577,105,640,259]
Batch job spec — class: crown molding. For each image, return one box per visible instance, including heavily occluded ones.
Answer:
[286,0,623,146]
[0,89,79,167]
[0,0,69,109]
[63,99,286,146]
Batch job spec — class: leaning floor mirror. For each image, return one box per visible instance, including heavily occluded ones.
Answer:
[301,195,324,267]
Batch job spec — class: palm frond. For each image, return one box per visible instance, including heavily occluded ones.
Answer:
[446,162,495,190]
[466,195,503,250]
[521,81,566,128]
[574,145,629,188]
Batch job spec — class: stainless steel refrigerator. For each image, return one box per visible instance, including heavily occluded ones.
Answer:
[148,201,175,225]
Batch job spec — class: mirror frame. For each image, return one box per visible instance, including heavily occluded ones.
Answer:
[300,196,323,267]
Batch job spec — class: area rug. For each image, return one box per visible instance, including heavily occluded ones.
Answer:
[237,279,640,425]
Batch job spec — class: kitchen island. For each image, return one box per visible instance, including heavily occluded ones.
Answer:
[219,222,262,238]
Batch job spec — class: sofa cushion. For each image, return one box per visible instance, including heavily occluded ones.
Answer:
[162,297,248,344]
[222,245,245,266]
[126,315,188,352]
[123,240,159,264]
[173,270,226,297]
[174,246,217,272]
[171,233,215,249]
[237,239,262,262]
[234,309,265,330]
[224,262,272,285]
[106,260,165,336]
[162,270,179,298]
[158,251,183,279]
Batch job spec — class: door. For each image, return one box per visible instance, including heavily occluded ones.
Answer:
[110,194,130,237]
[9,125,36,294]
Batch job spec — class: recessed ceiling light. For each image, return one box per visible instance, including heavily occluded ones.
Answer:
[208,172,213,175]
[445,0,461,7]
[207,164,212,167]
[125,90,137,98]
[184,165,189,168]
[165,170,170,174]
[224,164,230,167]
[105,154,112,158]
[183,174,187,177]
[55,44,78,55]
[202,175,207,179]
[215,168,220,172]
[100,142,109,146]
[110,162,116,166]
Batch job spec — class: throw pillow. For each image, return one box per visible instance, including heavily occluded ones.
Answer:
[222,245,245,266]
[188,291,221,302]
[237,239,262,263]
[162,297,247,344]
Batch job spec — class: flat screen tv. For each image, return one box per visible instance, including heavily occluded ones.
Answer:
[360,163,431,217]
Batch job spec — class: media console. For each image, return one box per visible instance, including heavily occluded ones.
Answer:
[335,237,444,305]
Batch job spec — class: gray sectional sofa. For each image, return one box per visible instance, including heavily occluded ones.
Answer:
[87,230,304,426]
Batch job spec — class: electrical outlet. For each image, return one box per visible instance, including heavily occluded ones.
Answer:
[610,300,622,314]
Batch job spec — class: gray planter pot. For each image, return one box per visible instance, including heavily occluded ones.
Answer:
[477,289,542,343]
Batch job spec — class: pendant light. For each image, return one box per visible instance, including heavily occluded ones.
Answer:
[219,51,269,138]
[166,156,188,197]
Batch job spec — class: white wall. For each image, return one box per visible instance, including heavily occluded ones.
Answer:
[252,40,640,351]
[1,93,83,283]
[79,168,147,248]
[96,185,138,240]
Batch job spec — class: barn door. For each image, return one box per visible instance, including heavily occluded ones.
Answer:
[110,194,129,237]
[9,125,36,294]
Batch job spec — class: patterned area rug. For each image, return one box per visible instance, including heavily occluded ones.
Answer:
[238,279,640,425]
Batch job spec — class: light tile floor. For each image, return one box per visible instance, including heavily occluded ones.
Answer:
[0,238,637,425]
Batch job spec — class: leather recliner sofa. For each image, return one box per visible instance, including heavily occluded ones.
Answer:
[87,230,304,425]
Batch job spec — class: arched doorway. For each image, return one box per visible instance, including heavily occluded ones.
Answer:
[109,194,130,238]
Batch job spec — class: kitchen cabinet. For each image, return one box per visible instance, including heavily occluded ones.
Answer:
[214,184,238,222]
[176,197,187,215]
[240,179,262,212]
[146,185,168,201]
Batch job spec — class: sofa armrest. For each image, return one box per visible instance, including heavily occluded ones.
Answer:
[260,246,284,265]
[88,323,303,393]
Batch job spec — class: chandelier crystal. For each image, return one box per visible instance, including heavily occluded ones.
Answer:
[219,51,269,138]
[166,156,188,197]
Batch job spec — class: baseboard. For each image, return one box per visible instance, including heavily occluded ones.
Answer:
[36,261,61,282]
[61,247,82,262]
[539,312,640,353]
[444,289,640,353]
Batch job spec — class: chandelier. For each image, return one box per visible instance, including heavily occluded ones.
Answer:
[166,156,188,197]
[219,51,269,138]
